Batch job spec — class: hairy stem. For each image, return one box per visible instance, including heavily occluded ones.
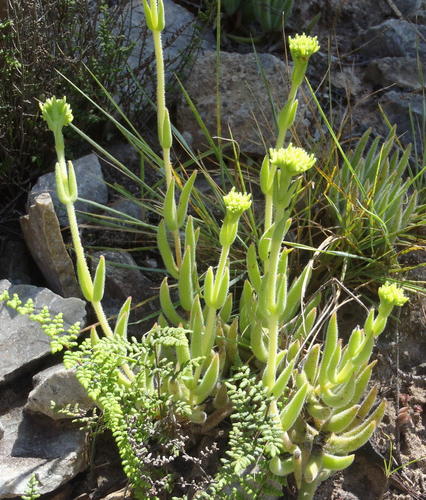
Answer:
[66,203,114,338]
[153,29,172,186]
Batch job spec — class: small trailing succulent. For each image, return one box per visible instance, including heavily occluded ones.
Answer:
[1,2,410,499]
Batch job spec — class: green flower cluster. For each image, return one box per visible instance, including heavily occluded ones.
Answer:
[223,187,252,217]
[39,96,73,133]
[378,281,408,307]
[269,144,316,176]
[289,33,320,61]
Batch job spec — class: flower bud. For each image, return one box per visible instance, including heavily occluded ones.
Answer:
[219,188,252,247]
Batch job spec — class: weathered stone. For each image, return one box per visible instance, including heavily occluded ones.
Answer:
[0,399,88,498]
[0,423,3,440]
[366,57,424,90]
[90,251,156,335]
[379,90,425,147]
[29,154,108,227]
[25,364,94,420]
[177,51,309,155]
[20,193,81,298]
[358,19,426,59]
[0,280,86,384]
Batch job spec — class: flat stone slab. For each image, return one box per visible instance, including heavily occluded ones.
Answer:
[0,280,86,384]
[25,364,94,420]
[0,397,87,498]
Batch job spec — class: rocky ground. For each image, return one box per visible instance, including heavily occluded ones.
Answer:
[0,0,425,498]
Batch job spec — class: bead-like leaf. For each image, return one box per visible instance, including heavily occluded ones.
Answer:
[323,405,360,433]
[114,297,132,338]
[204,266,215,308]
[177,171,197,228]
[318,313,338,387]
[320,375,356,409]
[193,352,220,404]
[189,295,204,359]
[178,246,193,311]
[272,358,295,399]
[269,456,294,477]
[326,421,376,454]
[280,383,309,431]
[159,108,172,149]
[303,344,321,385]
[160,277,185,325]
[357,385,379,420]
[322,452,354,471]
[214,267,229,309]
[92,255,106,303]
[76,258,93,302]
[55,163,71,205]
[250,321,268,363]
[164,178,178,231]
[246,243,262,292]
[157,220,179,279]
[66,161,78,202]
[280,260,312,323]
[219,293,233,323]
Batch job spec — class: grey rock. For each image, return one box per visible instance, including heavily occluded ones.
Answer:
[0,423,3,440]
[25,364,94,420]
[358,19,426,59]
[20,193,81,298]
[0,280,86,384]
[177,51,309,155]
[0,401,88,497]
[379,90,425,147]
[90,251,156,335]
[29,154,108,227]
[366,57,424,90]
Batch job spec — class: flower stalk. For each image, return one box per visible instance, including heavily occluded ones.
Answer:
[276,34,319,148]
